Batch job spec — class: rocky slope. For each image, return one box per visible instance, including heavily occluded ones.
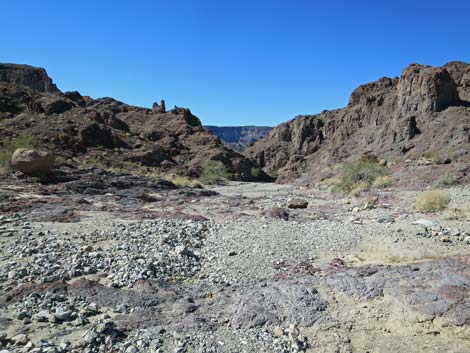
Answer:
[246,62,470,183]
[0,64,269,181]
[204,125,272,151]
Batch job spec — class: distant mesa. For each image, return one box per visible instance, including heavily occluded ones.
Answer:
[204,125,273,152]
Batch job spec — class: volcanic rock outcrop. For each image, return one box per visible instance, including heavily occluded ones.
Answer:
[0,63,59,93]
[0,64,269,181]
[246,62,470,182]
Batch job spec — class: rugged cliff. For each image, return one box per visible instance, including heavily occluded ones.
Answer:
[0,63,59,93]
[245,62,470,183]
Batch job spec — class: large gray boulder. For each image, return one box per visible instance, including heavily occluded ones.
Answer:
[11,148,55,175]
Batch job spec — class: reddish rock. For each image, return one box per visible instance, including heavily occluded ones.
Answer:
[287,199,308,209]
[263,207,289,220]
[246,62,470,184]
[0,64,270,182]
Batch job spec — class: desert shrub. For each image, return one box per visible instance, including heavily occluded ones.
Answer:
[416,190,451,212]
[199,160,232,185]
[268,169,279,179]
[334,160,389,194]
[433,174,458,189]
[0,133,44,173]
[348,181,370,197]
[164,174,201,188]
[423,150,450,165]
[250,167,261,178]
[372,175,392,189]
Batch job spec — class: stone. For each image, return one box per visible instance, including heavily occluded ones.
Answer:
[34,310,52,322]
[83,330,99,344]
[287,199,308,209]
[16,311,29,320]
[412,219,436,229]
[96,321,114,334]
[11,149,54,175]
[53,307,72,321]
[263,208,289,220]
[273,326,284,337]
[11,334,28,345]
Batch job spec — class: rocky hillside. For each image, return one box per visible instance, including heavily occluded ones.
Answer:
[204,125,272,151]
[245,61,470,183]
[0,64,270,181]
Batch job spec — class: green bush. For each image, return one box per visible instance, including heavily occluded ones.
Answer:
[250,167,261,178]
[334,160,389,194]
[433,174,458,189]
[268,169,279,180]
[0,133,44,173]
[199,160,232,185]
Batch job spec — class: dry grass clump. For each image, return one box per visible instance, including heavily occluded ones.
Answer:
[348,181,370,197]
[422,149,451,165]
[416,190,451,212]
[433,174,458,189]
[163,174,201,188]
[371,175,392,189]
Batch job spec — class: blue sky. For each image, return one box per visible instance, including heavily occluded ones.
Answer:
[2,0,469,126]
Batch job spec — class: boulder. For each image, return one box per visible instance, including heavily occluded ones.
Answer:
[287,199,308,209]
[11,149,54,175]
[263,207,289,220]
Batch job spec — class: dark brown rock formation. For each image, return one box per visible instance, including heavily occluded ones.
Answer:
[246,62,470,183]
[0,63,270,182]
[0,64,59,93]
[152,99,166,113]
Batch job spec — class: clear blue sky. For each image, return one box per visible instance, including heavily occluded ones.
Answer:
[2,0,469,126]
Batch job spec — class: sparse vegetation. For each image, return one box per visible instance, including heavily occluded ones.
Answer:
[334,160,389,194]
[0,133,44,173]
[348,181,370,197]
[371,175,392,189]
[433,174,458,189]
[416,189,451,212]
[163,174,202,188]
[250,167,261,178]
[267,169,279,180]
[79,156,207,188]
[422,150,451,165]
[199,160,232,185]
